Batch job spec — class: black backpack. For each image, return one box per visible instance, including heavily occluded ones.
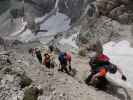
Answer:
[108,64,117,74]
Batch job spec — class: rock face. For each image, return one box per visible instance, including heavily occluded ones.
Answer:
[0,0,133,43]
[0,0,97,40]
[0,60,32,100]
[96,0,133,24]
[76,0,133,52]
[0,0,10,15]
[0,36,133,100]
[58,0,84,22]
[24,0,96,22]
[0,0,96,22]
[58,0,96,22]
[1,1,133,99]
[24,0,56,17]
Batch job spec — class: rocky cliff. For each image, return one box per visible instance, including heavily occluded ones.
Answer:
[0,1,133,100]
[76,0,133,54]
[96,0,133,24]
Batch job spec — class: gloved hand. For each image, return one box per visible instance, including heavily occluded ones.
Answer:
[122,75,127,81]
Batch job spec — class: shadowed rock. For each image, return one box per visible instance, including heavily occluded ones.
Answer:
[23,87,43,100]
[19,74,32,88]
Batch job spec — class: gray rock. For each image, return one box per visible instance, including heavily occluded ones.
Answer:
[96,0,133,24]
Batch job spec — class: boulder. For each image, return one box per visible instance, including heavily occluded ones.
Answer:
[19,74,32,88]
[23,87,43,100]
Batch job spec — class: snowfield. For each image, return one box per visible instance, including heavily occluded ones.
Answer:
[59,32,79,54]
[39,12,71,34]
[59,33,79,49]
[12,12,71,43]
[104,40,133,88]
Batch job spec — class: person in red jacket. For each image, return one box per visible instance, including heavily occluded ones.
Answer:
[43,53,51,68]
[58,51,72,73]
[86,53,127,88]
[64,52,72,71]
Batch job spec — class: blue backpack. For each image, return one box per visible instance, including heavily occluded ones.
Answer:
[108,64,117,74]
[58,52,65,63]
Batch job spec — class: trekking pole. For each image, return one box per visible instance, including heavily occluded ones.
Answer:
[59,64,60,69]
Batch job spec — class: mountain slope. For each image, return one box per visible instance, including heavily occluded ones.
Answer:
[0,40,133,100]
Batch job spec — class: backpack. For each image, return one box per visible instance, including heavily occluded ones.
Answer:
[108,64,117,74]
[58,52,65,62]
[90,54,110,72]
[58,52,67,65]
[66,52,71,62]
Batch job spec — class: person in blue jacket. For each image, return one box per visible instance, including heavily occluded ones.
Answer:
[58,52,69,74]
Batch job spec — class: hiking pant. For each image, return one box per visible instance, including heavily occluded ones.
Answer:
[69,65,72,71]
[36,54,42,64]
[96,77,108,90]
[60,63,69,74]
[85,71,97,84]
[85,71,108,90]
[45,61,51,68]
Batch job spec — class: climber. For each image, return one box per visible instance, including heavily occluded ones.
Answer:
[58,51,72,74]
[29,48,36,56]
[43,53,51,68]
[86,53,127,88]
[35,48,42,64]
[48,45,54,53]
[43,49,56,68]
[49,49,56,68]
[86,54,109,83]
[66,51,72,71]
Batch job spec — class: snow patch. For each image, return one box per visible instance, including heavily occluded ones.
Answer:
[103,40,133,88]
[39,12,71,34]
[59,33,79,53]
[17,12,71,43]
[18,29,35,42]
[59,33,79,49]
